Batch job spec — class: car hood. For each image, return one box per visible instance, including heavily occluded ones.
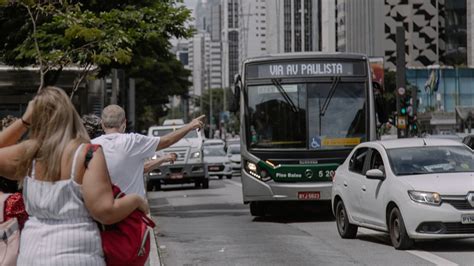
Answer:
[204,156,228,164]
[229,155,241,162]
[399,172,474,195]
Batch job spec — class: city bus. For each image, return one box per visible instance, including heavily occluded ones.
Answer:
[230,53,384,216]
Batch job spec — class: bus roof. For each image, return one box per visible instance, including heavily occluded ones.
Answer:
[242,52,368,65]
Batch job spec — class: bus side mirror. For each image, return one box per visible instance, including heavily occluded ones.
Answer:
[229,74,241,113]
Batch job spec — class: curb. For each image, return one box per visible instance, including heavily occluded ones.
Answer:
[149,228,161,266]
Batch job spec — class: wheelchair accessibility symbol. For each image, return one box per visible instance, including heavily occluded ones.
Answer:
[310,137,321,149]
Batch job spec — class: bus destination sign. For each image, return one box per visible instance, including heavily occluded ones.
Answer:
[248,61,364,79]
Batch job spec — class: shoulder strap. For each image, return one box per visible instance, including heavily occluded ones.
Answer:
[0,192,12,222]
[70,143,85,181]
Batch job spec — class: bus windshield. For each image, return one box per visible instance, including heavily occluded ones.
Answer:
[246,82,366,149]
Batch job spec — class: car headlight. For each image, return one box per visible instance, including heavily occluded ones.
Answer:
[151,154,158,160]
[191,151,201,159]
[408,190,442,206]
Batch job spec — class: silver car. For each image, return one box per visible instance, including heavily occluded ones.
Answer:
[227,144,241,175]
[332,138,474,249]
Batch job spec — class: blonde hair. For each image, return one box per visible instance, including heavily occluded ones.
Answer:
[101,105,126,129]
[17,87,90,180]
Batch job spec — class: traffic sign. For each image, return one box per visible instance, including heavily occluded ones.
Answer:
[397,116,407,129]
[397,87,406,96]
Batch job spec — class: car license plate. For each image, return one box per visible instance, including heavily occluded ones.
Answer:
[170,173,183,179]
[298,192,320,200]
[209,166,219,171]
[461,214,474,224]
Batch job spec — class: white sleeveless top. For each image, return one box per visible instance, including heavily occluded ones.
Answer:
[18,144,105,266]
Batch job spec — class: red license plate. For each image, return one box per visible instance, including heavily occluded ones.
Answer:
[170,173,183,179]
[298,192,320,200]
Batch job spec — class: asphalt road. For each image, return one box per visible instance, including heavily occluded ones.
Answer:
[148,176,474,266]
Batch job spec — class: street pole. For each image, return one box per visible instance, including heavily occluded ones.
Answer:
[208,65,213,139]
[396,26,407,138]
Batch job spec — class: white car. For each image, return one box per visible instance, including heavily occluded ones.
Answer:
[331,138,474,249]
[226,144,241,175]
[203,145,233,179]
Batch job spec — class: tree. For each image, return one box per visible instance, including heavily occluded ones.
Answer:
[0,0,193,107]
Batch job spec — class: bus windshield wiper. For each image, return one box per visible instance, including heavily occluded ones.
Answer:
[320,76,340,117]
[271,79,298,113]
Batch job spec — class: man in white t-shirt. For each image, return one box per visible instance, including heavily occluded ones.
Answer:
[92,105,205,197]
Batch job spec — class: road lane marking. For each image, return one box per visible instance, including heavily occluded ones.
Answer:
[406,250,458,266]
[358,228,458,266]
[226,179,242,187]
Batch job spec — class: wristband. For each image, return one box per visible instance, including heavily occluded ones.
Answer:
[21,118,31,128]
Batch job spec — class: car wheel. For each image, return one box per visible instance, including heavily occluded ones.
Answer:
[155,182,161,191]
[218,175,223,179]
[250,202,265,217]
[389,207,414,250]
[335,200,358,239]
[226,175,232,179]
[146,182,154,192]
[194,181,201,188]
[202,179,209,189]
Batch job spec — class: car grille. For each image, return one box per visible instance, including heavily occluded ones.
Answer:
[164,149,187,162]
[444,199,474,210]
[443,223,474,234]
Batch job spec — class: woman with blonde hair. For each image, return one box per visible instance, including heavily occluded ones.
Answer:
[0,86,148,265]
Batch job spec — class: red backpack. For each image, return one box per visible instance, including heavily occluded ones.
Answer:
[85,144,156,266]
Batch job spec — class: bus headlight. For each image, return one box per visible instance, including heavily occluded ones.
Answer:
[247,162,257,172]
[245,161,272,182]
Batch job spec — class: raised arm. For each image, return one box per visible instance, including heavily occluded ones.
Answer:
[0,100,34,148]
[144,153,177,174]
[157,115,205,150]
[82,147,148,225]
[0,142,29,180]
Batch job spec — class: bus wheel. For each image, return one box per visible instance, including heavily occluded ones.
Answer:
[250,202,265,217]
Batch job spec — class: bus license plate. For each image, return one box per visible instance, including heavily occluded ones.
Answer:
[170,173,183,179]
[461,214,474,224]
[298,192,320,200]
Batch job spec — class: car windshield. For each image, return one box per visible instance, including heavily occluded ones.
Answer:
[228,145,240,154]
[204,147,226,156]
[246,82,366,149]
[152,128,198,138]
[387,146,474,175]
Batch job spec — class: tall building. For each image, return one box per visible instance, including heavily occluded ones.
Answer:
[238,0,267,63]
[222,0,240,88]
[266,0,321,54]
[337,0,470,69]
[188,32,222,99]
[336,0,384,57]
[321,0,336,52]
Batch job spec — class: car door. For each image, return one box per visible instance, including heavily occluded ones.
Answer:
[360,148,388,228]
[343,147,369,222]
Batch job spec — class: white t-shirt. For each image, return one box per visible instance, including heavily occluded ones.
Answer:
[92,133,160,197]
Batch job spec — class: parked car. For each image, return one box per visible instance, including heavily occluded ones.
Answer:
[332,138,474,250]
[203,145,232,179]
[227,144,241,175]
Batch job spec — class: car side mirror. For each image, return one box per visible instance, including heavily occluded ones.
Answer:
[366,169,385,180]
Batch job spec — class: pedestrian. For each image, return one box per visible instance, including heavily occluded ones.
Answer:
[0,115,22,193]
[0,87,148,265]
[92,104,205,197]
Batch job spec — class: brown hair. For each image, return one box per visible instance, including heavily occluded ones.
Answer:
[17,87,90,180]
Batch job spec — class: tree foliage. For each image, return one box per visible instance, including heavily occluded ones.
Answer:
[0,0,193,123]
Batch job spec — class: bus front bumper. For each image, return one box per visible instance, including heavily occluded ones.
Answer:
[241,171,333,203]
